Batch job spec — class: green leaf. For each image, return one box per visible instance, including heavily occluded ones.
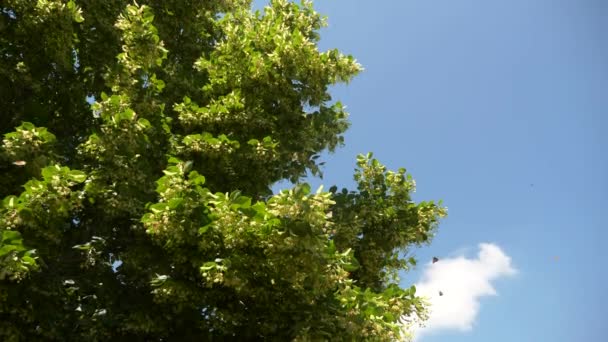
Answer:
[2,230,22,243]
[167,157,182,165]
[408,257,417,267]
[41,166,57,180]
[0,245,18,257]
[188,171,206,185]
[162,169,178,176]
[154,78,165,90]
[149,203,166,214]
[150,274,169,287]
[167,198,183,209]
[67,170,87,183]
[231,196,251,208]
[200,262,217,271]
[343,253,360,272]
[137,118,151,129]
[72,243,92,251]
[3,196,18,209]
[326,240,336,255]
[199,225,211,234]
[21,255,37,265]
[296,183,311,195]
[20,122,35,130]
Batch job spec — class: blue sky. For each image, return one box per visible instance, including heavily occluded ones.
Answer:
[7,0,605,339]
[260,0,607,340]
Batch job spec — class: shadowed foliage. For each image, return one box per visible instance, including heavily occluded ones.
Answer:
[0,1,445,340]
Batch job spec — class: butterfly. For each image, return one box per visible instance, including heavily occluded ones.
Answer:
[439,291,443,296]
[12,160,26,166]
[432,257,439,264]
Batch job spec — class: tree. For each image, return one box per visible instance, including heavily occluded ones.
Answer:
[0,0,446,340]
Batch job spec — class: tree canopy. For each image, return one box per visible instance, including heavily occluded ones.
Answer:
[0,0,446,340]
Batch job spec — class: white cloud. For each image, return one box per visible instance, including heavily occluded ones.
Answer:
[405,243,517,341]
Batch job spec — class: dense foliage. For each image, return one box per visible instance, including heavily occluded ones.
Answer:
[0,0,446,340]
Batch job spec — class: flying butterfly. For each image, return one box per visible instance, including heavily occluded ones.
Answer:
[439,291,443,296]
[432,257,439,264]
[13,160,26,166]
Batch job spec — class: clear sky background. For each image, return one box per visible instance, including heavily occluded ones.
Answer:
[257,0,607,341]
